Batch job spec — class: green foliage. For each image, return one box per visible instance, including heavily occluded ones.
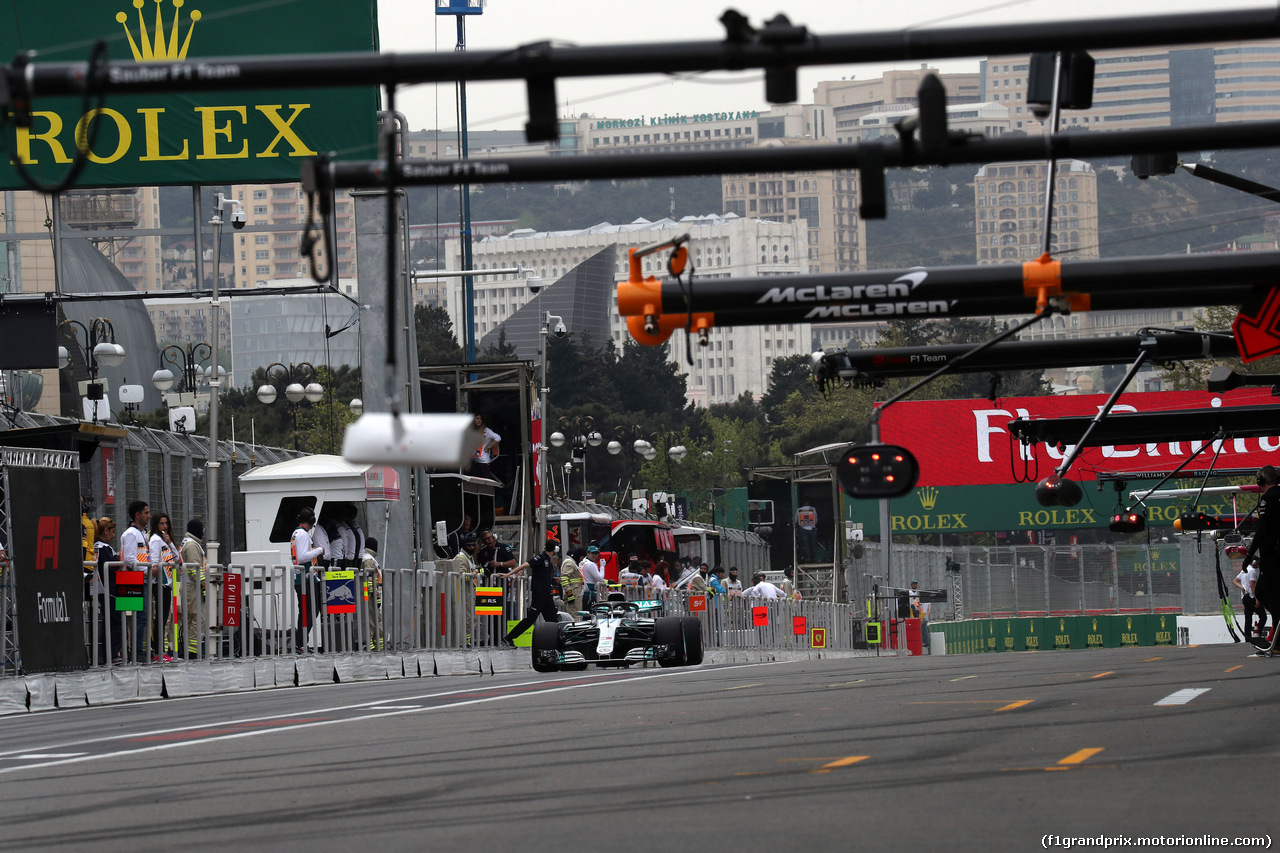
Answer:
[415,304,464,365]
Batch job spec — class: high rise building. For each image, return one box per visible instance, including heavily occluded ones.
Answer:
[983,40,1280,131]
[445,213,807,407]
[974,160,1099,266]
[230,182,357,289]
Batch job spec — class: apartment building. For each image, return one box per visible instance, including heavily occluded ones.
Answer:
[983,40,1280,130]
[446,213,807,407]
[974,160,1099,266]
[230,182,358,289]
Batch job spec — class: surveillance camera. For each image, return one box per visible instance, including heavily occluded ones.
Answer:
[526,274,543,294]
[553,322,568,338]
[230,206,247,230]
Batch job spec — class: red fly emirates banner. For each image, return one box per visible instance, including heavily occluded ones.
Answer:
[879,389,1280,487]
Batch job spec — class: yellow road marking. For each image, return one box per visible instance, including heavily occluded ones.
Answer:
[995,700,1033,712]
[1058,748,1104,765]
[813,756,869,774]
[1090,671,1114,679]
[1143,657,1162,662]
[723,683,763,691]
[1225,665,1244,673]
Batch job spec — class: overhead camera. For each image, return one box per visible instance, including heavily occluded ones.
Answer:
[526,273,543,295]
[230,204,247,230]
[553,321,568,339]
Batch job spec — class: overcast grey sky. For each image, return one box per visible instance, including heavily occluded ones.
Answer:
[376,0,1265,132]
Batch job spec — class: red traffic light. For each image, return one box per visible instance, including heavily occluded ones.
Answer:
[1108,510,1145,534]
[837,444,919,499]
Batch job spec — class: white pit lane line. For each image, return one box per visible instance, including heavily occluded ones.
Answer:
[1154,687,1211,706]
[0,660,795,776]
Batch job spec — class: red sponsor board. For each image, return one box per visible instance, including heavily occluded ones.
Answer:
[222,571,242,628]
[792,616,807,636]
[689,595,707,612]
[879,389,1280,487]
[752,606,769,627]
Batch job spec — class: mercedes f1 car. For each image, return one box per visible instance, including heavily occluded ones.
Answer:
[531,593,703,671]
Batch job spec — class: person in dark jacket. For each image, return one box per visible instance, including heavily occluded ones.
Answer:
[1245,465,1280,650]
[500,539,562,645]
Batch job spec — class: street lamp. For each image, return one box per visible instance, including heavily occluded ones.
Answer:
[152,341,213,397]
[57,318,125,424]
[257,361,324,449]
[549,415,602,501]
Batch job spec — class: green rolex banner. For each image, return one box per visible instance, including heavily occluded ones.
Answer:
[0,0,380,189]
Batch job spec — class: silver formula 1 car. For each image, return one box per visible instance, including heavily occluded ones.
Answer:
[531,593,703,671]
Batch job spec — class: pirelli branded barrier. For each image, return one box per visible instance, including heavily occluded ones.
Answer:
[935,613,1180,654]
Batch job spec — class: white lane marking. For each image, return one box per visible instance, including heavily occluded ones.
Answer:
[0,661,796,776]
[1155,688,1210,706]
[366,705,422,710]
[10,753,87,760]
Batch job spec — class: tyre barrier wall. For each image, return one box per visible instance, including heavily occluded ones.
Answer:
[932,613,1182,654]
[6,565,867,676]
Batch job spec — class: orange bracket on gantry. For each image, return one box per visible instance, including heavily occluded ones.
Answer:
[1022,253,1089,313]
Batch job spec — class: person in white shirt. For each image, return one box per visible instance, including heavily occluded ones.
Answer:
[743,572,784,599]
[580,545,604,609]
[147,511,179,661]
[725,566,743,594]
[468,414,501,480]
[1234,560,1266,641]
[291,507,325,652]
[337,503,364,569]
[119,500,151,658]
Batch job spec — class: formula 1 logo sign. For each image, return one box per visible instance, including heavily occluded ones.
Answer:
[880,389,1280,487]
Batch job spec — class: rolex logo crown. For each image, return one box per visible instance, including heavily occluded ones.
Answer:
[917,486,939,510]
[117,0,201,62]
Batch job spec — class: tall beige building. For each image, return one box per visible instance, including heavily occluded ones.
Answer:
[721,138,864,275]
[230,182,358,288]
[974,160,1099,265]
[983,40,1280,131]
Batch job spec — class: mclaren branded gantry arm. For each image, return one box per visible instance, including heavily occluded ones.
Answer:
[812,330,1238,388]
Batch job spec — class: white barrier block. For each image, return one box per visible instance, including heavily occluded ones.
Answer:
[26,675,55,711]
[137,667,164,700]
[413,651,435,677]
[253,659,275,689]
[84,671,114,705]
[212,661,249,693]
[378,654,404,679]
[162,667,192,698]
[55,674,88,708]
[295,657,318,686]
[0,679,27,715]
[186,663,215,695]
[333,656,356,683]
[434,651,480,676]
[111,668,139,702]
[490,650,526,674]
[274,658,296,687]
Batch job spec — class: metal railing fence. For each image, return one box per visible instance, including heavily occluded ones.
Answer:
[0,563,870,674]
[851,541,1220,621]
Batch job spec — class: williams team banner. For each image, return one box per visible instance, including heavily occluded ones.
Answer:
[3,448,87,672]
[0,0,379,188]
[880,389,1280,487]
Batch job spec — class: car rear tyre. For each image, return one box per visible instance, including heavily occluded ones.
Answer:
[654,616,685,667]
[680,617,703,666]
[531,622,561,672]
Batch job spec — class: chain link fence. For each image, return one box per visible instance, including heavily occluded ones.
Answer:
[843,541,1221,621]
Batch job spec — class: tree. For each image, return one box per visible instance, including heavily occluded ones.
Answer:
[478,326,519,362]
[608,340,689,421]
[415,304,464,365]
[761,354,816,424]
